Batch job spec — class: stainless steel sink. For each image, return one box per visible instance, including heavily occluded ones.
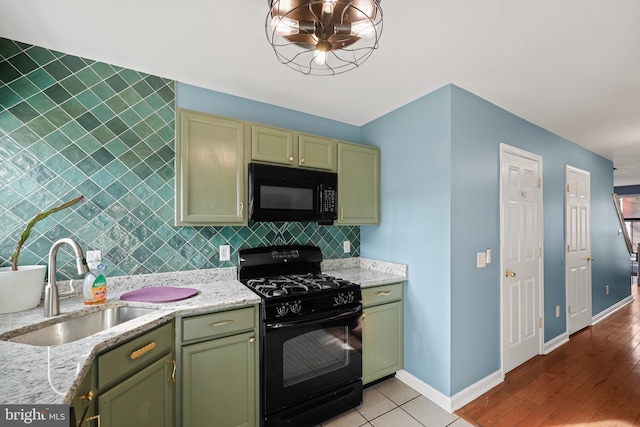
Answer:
[6,306,158,346]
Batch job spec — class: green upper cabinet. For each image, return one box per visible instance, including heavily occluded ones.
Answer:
[175,109,247,226]
[337,141,380,225]
[298,133,335,170]
[251,125,336,171]
[251,124,295,166]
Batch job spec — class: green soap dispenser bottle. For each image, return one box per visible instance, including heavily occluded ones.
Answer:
[83,257,107,305]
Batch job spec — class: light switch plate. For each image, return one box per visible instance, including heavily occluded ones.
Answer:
[220,245,231,261]
[477,252,487,268]
[486,249,492,264]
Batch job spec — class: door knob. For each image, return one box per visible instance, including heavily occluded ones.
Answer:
[505,270,516,278]
[587,256,594,261]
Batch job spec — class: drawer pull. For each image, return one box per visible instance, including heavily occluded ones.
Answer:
[249,337,256,343]
[209,319,234,327]
[376,291,392,297]
[130,341,156,360]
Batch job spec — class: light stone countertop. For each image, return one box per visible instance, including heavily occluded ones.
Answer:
[0,258,407,405]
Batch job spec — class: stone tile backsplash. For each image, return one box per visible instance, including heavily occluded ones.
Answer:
[0,38,359,281]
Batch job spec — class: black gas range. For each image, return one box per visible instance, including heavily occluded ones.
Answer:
[238,245,363,427]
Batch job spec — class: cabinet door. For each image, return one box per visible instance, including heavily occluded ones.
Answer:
[251,124,294,166]
[70,363,96,427]
[182,331,257,427]
[176,109,246,225]
[337,142,380,225]
[362,301,403,385]
[298,134,335,170]
[97,354,175,427]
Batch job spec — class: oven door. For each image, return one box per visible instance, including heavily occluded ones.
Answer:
[262,304,362,416]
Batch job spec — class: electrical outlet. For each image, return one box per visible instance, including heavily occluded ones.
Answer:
[86,250,102,263]
[556,305,560,317]
[343,240,351,253]
[486,249,492,264]
[219,245,231,262]
[477,252,487,268]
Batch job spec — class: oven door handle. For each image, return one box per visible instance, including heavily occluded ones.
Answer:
[266,305,362,331]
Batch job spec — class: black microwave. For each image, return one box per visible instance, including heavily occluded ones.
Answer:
[248,163,338,224]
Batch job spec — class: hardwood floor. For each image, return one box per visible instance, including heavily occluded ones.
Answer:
[456,282,640,426]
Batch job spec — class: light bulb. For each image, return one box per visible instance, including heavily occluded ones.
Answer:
[322,0,336,13]
[350,20,375,38]
[313,50,327,65]
[271,16,299,36]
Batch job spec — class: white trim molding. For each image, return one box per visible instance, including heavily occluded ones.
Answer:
[396,369,504,413]
[592,295,633,325]
[544,332,569,354]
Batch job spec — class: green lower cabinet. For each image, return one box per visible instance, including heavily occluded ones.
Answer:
[70,364,96,427]
[362,300,404,385]
[97,354,175,427]
[181,331,256,427]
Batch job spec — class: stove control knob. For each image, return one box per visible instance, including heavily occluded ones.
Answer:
[334,292,351,306]
[290,300,302,314]
[276,304,289,317]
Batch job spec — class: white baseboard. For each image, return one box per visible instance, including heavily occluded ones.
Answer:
[395,369,504,413]
[544,332,569,354]
[395,295,634,414]
[592,295,633,325]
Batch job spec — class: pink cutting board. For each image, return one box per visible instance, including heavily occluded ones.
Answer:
[120,286,199,303]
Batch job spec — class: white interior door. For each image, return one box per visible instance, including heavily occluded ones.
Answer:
[566,166,591,335]
[500,145,543,374]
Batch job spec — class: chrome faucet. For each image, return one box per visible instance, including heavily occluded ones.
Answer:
[44,238,90,317]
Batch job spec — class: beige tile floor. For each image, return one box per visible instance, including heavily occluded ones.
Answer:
[317,377,474,427]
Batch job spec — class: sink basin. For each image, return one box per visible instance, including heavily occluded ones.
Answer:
[6,306,158,346]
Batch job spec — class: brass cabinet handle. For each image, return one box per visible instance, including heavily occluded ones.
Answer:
[239,202,244,217]
[340,207,344,220]
[289,156,294,162]
[505,270,516,278]
[209,319,233,327]
[130,341,156,360]
[300,158,305,163]
[376,291,392,297]
[362,313,366,322]
[86,415,100,427]
[169,359,176,383]
[249,337,256,343]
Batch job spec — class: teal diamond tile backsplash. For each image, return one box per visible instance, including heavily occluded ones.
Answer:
[0,38,359,282]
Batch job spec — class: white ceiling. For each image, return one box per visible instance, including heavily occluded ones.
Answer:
[2,0,640,186]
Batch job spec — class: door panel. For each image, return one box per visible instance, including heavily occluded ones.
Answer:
[501,146,543,374]
[566,166,591,335]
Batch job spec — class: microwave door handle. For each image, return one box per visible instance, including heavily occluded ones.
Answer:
[318,184,324,213]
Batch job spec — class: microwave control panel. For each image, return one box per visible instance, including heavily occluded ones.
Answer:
[323,189,336,213]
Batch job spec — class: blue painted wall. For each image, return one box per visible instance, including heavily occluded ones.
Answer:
[176,82,361,143]
[361,84,631,397]
[361,86,453,394]
[615,185,640,196]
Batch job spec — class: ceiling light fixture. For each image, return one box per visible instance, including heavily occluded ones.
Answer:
[266,0,383,76]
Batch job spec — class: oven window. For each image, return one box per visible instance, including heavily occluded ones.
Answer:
[282,327,351,387]
[261,185,313,210]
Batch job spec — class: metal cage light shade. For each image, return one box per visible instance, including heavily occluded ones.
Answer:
[266,0,383,76]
